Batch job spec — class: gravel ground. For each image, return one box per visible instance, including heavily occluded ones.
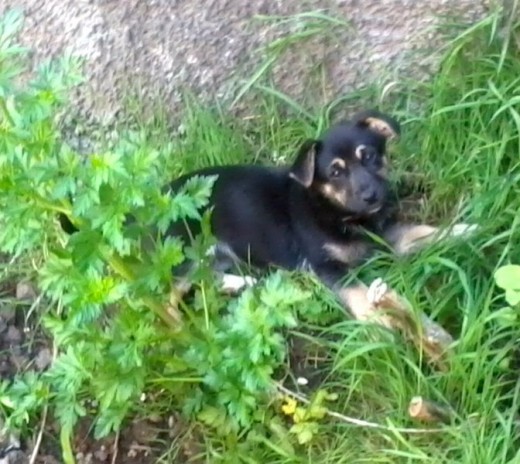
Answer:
[1,0,493,125]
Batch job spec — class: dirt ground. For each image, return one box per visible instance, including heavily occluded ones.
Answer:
[0,278,203,464]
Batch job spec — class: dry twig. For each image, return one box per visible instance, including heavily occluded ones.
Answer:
[276,382,447,434]
[28,403,48,464]
[29,342,58,464]
[111,430,120,464]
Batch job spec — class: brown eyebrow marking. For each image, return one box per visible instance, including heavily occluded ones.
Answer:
[331,157,346,168]
[355,144,366,160]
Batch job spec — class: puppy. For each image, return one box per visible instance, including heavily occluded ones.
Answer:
[167,109,474,326]
[59,109,473,339]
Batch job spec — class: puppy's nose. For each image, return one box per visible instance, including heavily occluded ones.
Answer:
[362,190,378,204]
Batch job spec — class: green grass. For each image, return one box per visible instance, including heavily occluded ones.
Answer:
[115,10,520,463]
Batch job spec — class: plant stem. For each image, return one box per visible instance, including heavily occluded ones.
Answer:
[33,196,71,216]
[37,201,180,328]
[0,97,15,126]
[98,245,179,329]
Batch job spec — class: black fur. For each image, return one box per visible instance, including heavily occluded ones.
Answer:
[167,109,401,288]
[59,109,401,290]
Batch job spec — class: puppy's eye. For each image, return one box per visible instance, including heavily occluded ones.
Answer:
[355,145,376,163]
[329,160,346,178]
[355,145,367,160]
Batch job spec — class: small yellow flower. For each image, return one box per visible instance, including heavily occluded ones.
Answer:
[281,397,297,415]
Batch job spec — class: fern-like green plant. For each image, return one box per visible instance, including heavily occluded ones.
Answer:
[0,10,313,461]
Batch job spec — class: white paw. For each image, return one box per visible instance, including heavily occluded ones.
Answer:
[221,274,257,294]
[367,278,388,306]
[435,223,478,242]
[449,223,478,237]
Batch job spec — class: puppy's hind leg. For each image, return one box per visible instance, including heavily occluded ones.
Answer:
[167,261,196,325]
[168,241,258,322]
[210,241,257,295]
[314,266,392,326]
[220,274,258,294]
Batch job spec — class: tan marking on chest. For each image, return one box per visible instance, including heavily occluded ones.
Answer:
[323,241,371,265]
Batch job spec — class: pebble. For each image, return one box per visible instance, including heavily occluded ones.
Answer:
[15,281,37,302]
[5,326,21,345]
[35,348,53,370]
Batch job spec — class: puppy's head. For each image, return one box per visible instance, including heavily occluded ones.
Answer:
[289,109,399,217]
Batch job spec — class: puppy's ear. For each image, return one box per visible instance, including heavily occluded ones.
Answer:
[289,140,321,188]
[352,109,400,140]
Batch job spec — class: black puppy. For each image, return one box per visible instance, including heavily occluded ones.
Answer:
[60,109,473,323]
[167,109,474,320]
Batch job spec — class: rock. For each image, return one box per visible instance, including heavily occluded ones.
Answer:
[0,426,23,464]
[15,281,37,302]
[0,318,7,335]
[75,451,93,464]
[93,445,109,462]
[0,355,11,375]
[39,456,61,464]
[35,348,53,371]
[0,450,26,464]
[0,307,16,324]
[5,326,21,345]
[130,420,158,445]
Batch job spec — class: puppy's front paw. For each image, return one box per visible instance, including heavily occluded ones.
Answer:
[449,223,478,238]
[365,278,403,328]
[367,277,389,307]
[367,277,409,313]
[434,223,478,243]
